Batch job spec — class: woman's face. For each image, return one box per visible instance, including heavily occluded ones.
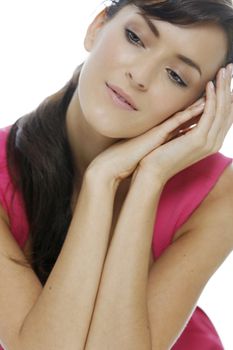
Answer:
[77,4,228,138]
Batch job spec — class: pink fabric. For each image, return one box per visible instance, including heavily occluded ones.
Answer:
[0,125,29,250]
[0,125,232,349]
[152,152,232,349]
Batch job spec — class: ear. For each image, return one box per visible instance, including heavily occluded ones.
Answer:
[84,8,108,52]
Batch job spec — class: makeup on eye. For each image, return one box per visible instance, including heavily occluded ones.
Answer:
[124,27,188,88]
[166,68,187,87]
[124,28,145,47]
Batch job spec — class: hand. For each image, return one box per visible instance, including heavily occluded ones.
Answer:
[86,98,205,187]
[87,64,233,188]
[134,63,233,184]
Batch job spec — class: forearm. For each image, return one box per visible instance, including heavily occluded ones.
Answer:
[17,173,116,350]
[85,173,163,350]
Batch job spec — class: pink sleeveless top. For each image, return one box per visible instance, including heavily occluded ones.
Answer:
[0,125,232,350]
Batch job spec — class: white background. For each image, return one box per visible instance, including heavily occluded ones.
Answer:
[0,1,232,348]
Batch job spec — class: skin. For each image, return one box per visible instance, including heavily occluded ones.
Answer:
[66,4,228,180]
[0,3,232,350]
[65,5,233,348]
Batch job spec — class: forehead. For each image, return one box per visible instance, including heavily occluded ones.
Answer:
[111,5,228,77]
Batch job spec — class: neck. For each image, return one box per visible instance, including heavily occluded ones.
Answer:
[65,88,120,179]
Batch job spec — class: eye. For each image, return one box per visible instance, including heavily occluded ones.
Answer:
[124,29,188,88]
[124,28,145,48]
[166,68,188,88]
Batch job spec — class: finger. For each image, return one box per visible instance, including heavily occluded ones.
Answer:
[160,103,205,143]
[166,114,201,141]
[209,64,233,142]
[121,101,205,160]
[170,97,207,138]
[216,65,232,119]
[224,64,233,114]
[205,68,225,138]
[215,65,233,145]
[194,80,216,134]
[220,64,233,134]
[189,96,205,108]
[215,65,231,123]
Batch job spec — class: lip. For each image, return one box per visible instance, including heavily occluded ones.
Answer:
[106,82,138,111]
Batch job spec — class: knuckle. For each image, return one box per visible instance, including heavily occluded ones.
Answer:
[214,138,223,152]
[212,144,220,153]
[194,134,206,149]
[207,143,216,153]
[156,131,168,143]
[204,137,215,153]
[139,157,150,169]
[176,112,186,123]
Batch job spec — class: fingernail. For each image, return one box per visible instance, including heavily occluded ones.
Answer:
[209,81,215,90]
[194,97,205,106]
[195,102,205,109]
[227,63,233,75]
[199,103,205,108]
[222,68,226,79]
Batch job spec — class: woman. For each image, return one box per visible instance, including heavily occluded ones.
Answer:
[0,0,233,349]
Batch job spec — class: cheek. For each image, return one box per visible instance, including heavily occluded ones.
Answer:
[147,88,186,127]
[150,80,204,125]
[91,33,122,69]
[92,30,136,70]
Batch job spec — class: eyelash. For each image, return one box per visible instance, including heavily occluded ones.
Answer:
[124,28,188,88]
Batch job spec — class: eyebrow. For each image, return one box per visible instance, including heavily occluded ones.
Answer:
[136,12,202,77]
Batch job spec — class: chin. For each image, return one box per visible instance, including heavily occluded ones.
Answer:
[85,109,127,139]
[78,88,156,139]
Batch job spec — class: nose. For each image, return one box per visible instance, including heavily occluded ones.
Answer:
[126,50,165,91]
[125,71,147,91]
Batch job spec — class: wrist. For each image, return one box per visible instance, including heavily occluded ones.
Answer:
[84,165,119,196]
[130,169,165,197]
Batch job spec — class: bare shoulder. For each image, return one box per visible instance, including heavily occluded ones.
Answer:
[173,160,233,243]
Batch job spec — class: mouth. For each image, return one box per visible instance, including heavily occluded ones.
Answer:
[106,82,138,111]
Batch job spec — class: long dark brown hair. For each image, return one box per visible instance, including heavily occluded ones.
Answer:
[6,0,233,285]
